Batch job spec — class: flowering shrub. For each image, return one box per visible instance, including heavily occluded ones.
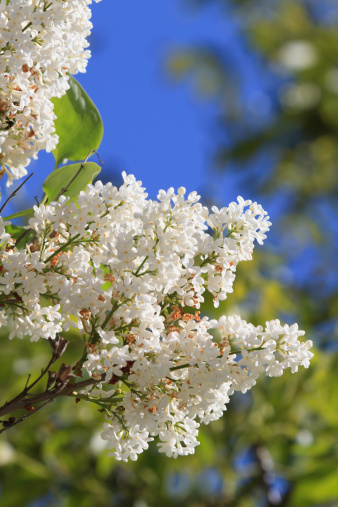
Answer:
[0,0,313,461]
[0,174,313,460]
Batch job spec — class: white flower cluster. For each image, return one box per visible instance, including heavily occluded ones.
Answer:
[0,174,313,460]
[0,0,101,185]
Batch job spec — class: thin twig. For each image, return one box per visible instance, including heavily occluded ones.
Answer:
[25,354,57,393]
[94,150,104,166]
[0,353,56,412]
[0,374,105,419]
[0,399,53,435]
[0,173,34,214]
[0,329,105,433]
[0,337,67,417]
[24,374,31,389]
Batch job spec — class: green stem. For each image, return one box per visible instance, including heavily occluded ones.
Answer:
[44,234,81,264]
[40,193,48,206]
[133,256,148,276]
[170,363,191,372]
[22,21,32,33]
[229,345,265,355]
[200,253,217,268]
[101,300,121,330]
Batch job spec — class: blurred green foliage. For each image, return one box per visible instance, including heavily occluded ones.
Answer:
[166,0,338,504]
[0,333,337,506]
[168,0,338,340]
[0,1,337,506]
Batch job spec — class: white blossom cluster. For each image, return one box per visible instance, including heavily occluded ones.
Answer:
[0,0,101,185]
[0,173,313,460]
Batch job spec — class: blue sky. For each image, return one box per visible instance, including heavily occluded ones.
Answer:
[2,1,336,301]
[2,0,276,210]
[2,0,241,209]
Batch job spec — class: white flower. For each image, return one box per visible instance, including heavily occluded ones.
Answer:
[0,0,102,184]
[0,173,312,461]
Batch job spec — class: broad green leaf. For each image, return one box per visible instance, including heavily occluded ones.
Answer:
[5,225,35,248]
[52,75,103,168]
[42,162,101,203]
[3,208,34,221]
[3,224,23,235]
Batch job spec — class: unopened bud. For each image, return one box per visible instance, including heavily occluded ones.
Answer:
[2,417,16,428]
[57,363,75,383]
[48,335,69,359]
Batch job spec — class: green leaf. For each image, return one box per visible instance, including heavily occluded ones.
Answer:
[42,162,101,203]
[5,224,24,237]
[3,208,34,221]
[5,225,36,248]
[52,75,103,168]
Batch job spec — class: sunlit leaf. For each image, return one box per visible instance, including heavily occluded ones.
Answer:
[3,208,34,221]
[52,75,103,168]
[42,162,101,203]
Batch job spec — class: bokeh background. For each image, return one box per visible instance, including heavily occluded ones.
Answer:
[0,1,337,506]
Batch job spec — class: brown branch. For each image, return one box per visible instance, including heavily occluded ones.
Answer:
[0,400,53,435]
[0,334,83,435]
[0,336,67,414]
[25,351,57,392]
[0,375,105,434]
[0,330,106,434]
[0,173,34,214]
